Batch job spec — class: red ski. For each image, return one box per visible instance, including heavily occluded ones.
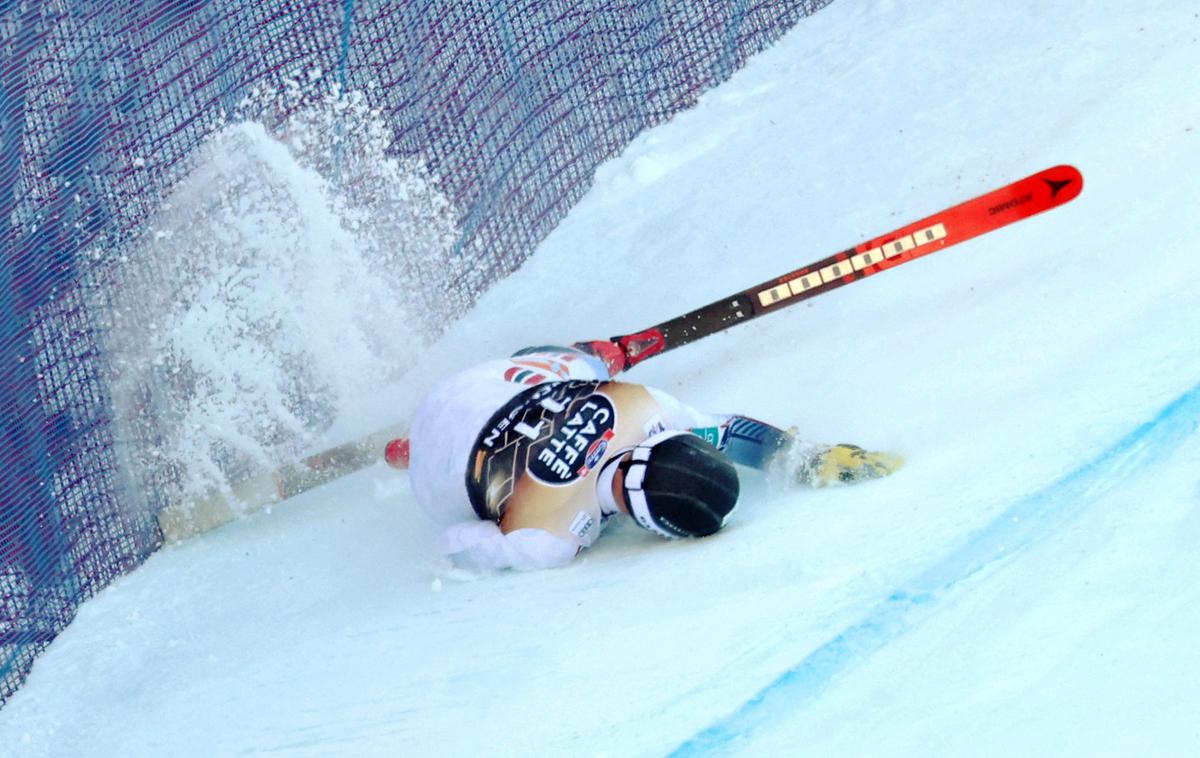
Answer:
[612,165,1084,369]
[380,165,1085,470]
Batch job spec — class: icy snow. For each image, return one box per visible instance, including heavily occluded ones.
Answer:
[3,0,1200,756]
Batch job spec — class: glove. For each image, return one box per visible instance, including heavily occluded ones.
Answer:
[812,444,904,486]
[436,521,578,571]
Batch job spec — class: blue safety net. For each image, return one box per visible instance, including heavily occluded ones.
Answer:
[0,0,833,705]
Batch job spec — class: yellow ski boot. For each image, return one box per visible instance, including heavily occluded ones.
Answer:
[813,444,905,487]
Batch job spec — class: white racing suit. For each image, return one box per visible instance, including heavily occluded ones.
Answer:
[407,346,793,571]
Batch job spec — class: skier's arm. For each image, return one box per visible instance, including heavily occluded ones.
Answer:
[643,386,903,485]
[507,342,624,381]
[642,386,791,470]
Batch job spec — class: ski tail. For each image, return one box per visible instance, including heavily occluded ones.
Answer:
[614,165,1083,369]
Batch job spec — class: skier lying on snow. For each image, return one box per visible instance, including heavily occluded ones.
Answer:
[388,341,902,570]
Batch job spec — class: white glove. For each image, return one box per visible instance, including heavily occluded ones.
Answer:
[437,521,578,571]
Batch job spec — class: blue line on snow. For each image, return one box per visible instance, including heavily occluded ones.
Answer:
[671,381,1200,756]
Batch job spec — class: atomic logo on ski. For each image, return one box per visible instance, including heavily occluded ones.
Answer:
[1045,176,1074,199]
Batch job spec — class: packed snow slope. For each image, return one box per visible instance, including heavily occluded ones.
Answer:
[4,0,1200,755]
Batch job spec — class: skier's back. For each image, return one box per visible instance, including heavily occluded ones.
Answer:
[401,341,901,570]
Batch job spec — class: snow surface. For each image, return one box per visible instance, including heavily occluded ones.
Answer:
[4,0,1200,755]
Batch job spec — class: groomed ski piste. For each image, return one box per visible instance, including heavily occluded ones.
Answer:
[4,1,1200,755]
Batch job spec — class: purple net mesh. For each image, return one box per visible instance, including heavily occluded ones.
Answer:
[0,0,833,706]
